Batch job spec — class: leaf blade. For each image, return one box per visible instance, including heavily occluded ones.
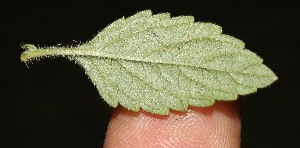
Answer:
[21,10,277,115]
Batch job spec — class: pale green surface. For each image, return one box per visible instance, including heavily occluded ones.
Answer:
[21,10,277,115]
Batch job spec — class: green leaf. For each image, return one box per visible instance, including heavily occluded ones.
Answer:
[20,10,277,115]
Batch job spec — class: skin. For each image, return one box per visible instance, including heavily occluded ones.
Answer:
[104,101,241,148]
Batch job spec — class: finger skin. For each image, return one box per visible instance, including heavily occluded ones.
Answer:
[104,101,241,148]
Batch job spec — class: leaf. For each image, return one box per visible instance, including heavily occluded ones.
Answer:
[20,10,278,115]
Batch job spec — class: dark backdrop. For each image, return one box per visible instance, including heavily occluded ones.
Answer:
[1,0,299,147]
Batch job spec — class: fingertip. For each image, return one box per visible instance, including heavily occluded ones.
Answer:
[104,101,241,148]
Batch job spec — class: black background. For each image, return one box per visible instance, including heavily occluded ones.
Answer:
[1,0,299,147]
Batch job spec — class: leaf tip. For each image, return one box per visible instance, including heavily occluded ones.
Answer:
[272,73,279,82]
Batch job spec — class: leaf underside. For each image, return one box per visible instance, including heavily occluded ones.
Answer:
[21,10,277,115]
